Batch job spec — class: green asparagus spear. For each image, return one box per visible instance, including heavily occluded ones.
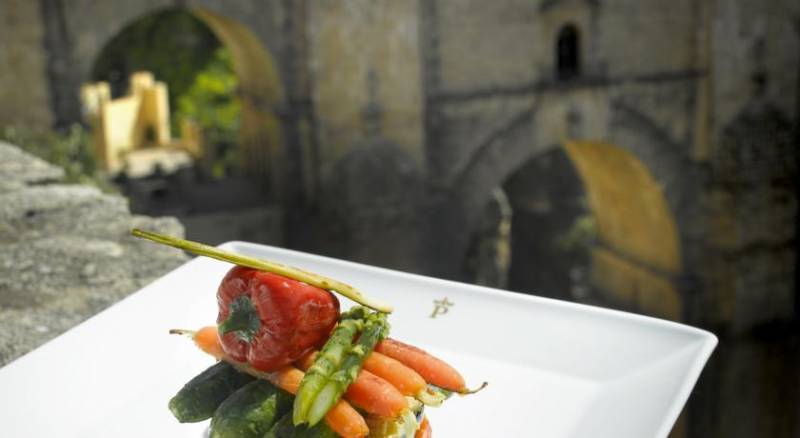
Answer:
[339,305,369,322]
[305,311,390,426]
[292,308,366,425]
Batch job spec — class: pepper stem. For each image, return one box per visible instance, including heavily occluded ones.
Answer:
[218,296,261,342]
[131,228,394,313]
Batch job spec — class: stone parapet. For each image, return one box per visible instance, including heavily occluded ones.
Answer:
[0,142,188,366]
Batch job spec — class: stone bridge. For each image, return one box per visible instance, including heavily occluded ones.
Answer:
[1,0,797,334]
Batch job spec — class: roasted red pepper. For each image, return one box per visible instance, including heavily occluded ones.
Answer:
[216,266,340,371]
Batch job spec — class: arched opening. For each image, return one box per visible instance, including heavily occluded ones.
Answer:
[466,141,683,321]
[86,6,283,182]
[502,148,592,301]
[192,7,284,192]
[85,6,285,244]
[90,9,240,177]
[463,188,513,290]
[556,24,580,80]
[564,140,682,320]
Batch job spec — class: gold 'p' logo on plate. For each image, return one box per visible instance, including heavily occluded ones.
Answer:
[430,297,454,318]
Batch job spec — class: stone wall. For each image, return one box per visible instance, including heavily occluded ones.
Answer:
[704,0,800,331]
[711,0,800,140]
[419,0,706,292]
[0,141,188,365]
[0,0,52,129]
[309,0,424,178]
[706,100,797,331]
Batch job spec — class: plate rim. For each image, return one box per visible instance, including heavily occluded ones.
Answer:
[221,240,718,438]
[1,239,718,438]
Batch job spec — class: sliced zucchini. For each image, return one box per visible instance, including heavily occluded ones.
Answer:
[169,361,255,423]
[209,380,292,438]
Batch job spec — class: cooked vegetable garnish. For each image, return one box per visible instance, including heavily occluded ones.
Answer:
[168,361,255,423]
[171,323,483,437]
[172,327,370,438]
[217,266,340,372]
[296,351,413,419]
[364,410,419,438]
[294,309,364,425]
[362,352,425,397]
[266,413,339,438]
[209,380,292,438]
[305,311,390,426]
[340,369,407,419]
[416,416,432,438]
[131,228,393,313]
[302,350,444,408]
[376,339,487,394]
[157,228,486,437]
[416,386,450,407]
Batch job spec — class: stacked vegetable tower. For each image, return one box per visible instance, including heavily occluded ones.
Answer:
[133,230,484,438]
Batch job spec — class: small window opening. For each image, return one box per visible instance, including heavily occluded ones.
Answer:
[556,24,580,80]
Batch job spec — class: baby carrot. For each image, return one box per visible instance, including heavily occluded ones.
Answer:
[193,326,225,359]
[267,366,305,394]
[176,326,369,438]
[344,370,407,418]
[362,351,426,396]
[270,368,368,438]
[295,351,408,419]
[415,416,432,438]
[324,400,370,438]
[376,338,466,391]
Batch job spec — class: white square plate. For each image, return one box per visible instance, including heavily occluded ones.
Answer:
[0,241,716,437]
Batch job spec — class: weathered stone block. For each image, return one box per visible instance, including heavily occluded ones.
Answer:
[0,185,129,244]
[0,142,188,366]
[0,140,64,186]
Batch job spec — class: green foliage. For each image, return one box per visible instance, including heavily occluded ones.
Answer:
[176,48,241,178]
[0,124,116,192]
[175,47,240,141]
[91,9,222,133]
[556,213,596,251]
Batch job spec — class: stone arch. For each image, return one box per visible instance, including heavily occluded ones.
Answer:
[427,103,546,279]
[451,104,544,230]
[453,101,693,241]
[607,99,699,226]
[51,2,288,196]
[605,99,704,321]
[191,7,285,195]
[448,106,685,320]
[563,140,682,319]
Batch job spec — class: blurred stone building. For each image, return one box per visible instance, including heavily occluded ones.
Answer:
[1,1,798,436]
